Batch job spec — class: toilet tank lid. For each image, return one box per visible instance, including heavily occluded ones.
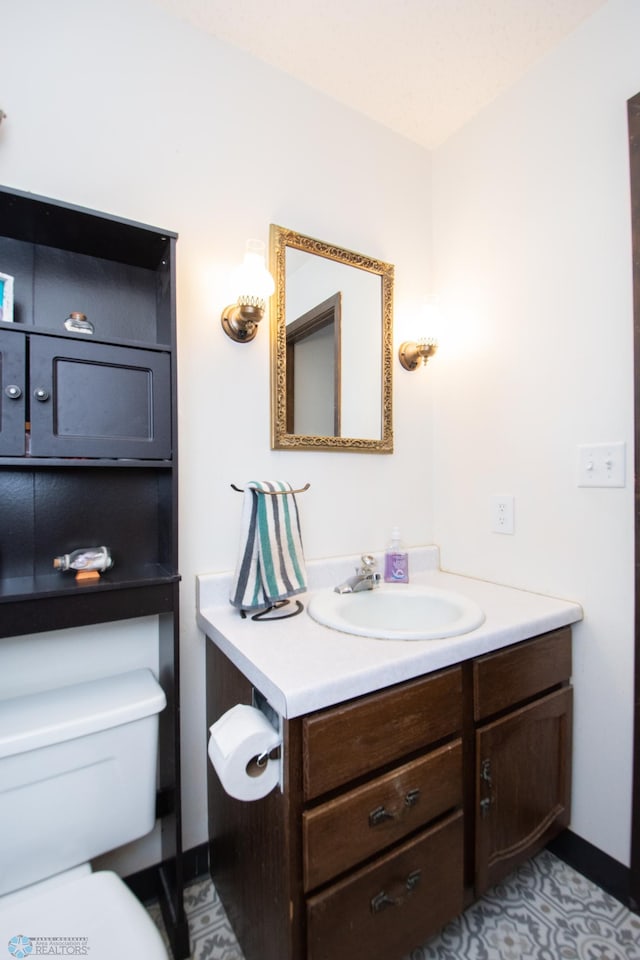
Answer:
[0,669,166,759]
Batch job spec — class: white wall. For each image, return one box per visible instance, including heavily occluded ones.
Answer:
[0,0,434,873]
[431,0,640,866]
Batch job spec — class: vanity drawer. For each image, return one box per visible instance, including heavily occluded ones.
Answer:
[474,628,572,722]
[303,739,462,890]
[303,666,463,800]
[306,810,463,960]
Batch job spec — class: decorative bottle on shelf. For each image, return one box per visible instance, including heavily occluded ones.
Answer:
[384,527,409,583]
[53,546,113,573]
[64,311,94,335]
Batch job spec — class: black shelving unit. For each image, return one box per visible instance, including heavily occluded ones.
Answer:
[0,185,188,959]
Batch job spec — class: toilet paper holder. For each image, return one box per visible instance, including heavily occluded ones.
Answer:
[249,742,281,775]
[208,693,284,800]
[252,688,284,787]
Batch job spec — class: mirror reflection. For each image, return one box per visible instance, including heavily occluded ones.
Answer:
[270,225,394,453]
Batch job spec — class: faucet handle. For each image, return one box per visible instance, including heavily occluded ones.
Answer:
[358,554,377,575]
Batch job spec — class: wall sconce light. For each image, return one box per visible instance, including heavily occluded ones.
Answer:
[221,239,275,343]
[398,337,438,371]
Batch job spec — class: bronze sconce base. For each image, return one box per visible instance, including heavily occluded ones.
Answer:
[221,303,265,343]
[399,339,438,371]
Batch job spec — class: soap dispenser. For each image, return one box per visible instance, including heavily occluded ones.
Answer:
[384,527,409,583]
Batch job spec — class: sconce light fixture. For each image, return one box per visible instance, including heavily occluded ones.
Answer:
[399,297,442,371]
[398,337,438,371]
[221,239,275,343]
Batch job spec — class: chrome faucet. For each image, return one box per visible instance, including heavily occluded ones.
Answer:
[334,555,382,594]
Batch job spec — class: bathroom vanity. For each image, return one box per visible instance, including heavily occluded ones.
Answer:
[198,552,581,960]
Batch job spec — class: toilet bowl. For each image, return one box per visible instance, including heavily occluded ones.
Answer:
[0,868,168,959]
[0,670,171,960]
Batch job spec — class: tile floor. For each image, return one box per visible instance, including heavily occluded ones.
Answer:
[148,850,640,960]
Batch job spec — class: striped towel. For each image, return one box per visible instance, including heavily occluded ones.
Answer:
[230,481,307,611]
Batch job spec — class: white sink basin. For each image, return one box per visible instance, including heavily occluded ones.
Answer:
[307,583,485,640]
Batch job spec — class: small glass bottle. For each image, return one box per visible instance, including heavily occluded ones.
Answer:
[53,546,113,573]
[384,527,409,583]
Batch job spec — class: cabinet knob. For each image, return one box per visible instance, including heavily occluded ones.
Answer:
[5,384,22,399]
[33,387,50,402]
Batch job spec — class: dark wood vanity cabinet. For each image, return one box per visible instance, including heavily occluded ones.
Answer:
[0,186,188,958]
[207,625,573,960]
[207,648,465,960]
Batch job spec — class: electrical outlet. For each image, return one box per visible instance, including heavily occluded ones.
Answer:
[491,495,515,535]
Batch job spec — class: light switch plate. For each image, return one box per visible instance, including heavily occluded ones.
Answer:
[577,442,626,487]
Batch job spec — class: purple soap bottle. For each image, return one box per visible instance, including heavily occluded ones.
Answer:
[384,527,409,583]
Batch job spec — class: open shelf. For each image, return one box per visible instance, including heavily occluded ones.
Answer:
[0,458,173,468]
[0,317,173,352]
[0,565,179,602]
[0,579,180,640]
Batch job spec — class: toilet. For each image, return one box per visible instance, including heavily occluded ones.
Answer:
[0,669,170,959]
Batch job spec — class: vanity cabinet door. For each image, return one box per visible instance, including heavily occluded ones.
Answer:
[307,811,463,960]
[303,739,462,891]
[475,685,572,895]
[472,627,573,895]
[303,666,463,800]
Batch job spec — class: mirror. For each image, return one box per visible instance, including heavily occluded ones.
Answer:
[269,225,394,453]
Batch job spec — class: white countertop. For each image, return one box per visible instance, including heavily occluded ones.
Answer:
[196,547,583,719]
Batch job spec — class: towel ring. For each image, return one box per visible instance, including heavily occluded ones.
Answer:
[231,483,311,496]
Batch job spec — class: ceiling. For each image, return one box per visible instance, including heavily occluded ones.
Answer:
[152,0,606,149]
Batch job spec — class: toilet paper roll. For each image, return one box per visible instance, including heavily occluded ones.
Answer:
[208,703,281,801]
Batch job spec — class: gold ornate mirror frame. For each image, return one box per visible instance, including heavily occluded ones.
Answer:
[269,224,394,453]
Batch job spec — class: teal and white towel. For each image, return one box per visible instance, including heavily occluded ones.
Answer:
[230,481,307,611]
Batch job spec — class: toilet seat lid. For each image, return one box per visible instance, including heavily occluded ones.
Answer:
[0,871,169,960]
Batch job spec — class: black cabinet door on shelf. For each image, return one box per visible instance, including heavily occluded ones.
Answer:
[0,331,171,460]
[30,336,171,460]
[0,329,26,455]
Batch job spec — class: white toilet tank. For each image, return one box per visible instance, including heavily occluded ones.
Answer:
[0,669,166,897]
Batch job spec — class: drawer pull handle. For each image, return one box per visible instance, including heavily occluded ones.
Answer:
[370,891,395,913]
[33,387,50,402]
[370,869,422,914]
[368,805,395,827]
[369,789,420,827]
[5,384,22,399]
